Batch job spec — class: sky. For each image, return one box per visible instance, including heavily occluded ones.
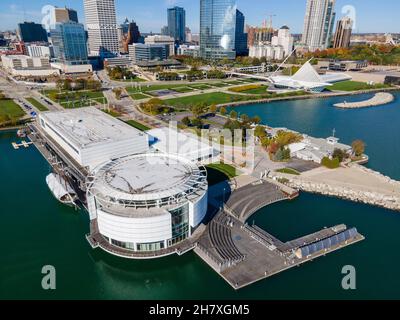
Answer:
[0,0,398,34]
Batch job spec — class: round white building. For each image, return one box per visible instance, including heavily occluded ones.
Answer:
[86,153,208,258]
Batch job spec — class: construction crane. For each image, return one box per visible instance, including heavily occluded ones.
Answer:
[262,14,276,30]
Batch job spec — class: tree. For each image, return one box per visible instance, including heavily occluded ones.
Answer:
[181,116,191,126]
[192,104,205,117]
[209,104,217,114]
[252,115,261,125]
[240,114,250,123]
[113,88,122,100]
[332,148,348,162]
[352,140,366,157]
[219,106,227,116]
[254,125,267,138]
[229,110,238,119]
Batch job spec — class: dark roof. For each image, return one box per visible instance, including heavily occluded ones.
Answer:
[280,25,290,30]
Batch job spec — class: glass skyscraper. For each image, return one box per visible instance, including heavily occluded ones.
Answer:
[235,9,248,56]
[51,22,88,65]
[200,0,237,60]
[168,6,186,44]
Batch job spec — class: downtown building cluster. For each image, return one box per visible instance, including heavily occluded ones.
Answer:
[0,0,361,78]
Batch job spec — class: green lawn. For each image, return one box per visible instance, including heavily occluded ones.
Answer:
[172,87,196,93]
[165,92,248,108]
[26,98,48,111]
[44,90,106,108]
[276,168,301,175]
[330,81,391,92]
[206,163,238,179]
[131,93,151,100]
[229,85,268,95]
[189,84,213,90]
[125,119,151,131]
[0,98,25,125]
[209,82,229,88]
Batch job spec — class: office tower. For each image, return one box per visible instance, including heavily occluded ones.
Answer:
[235,9,248,56]
[145,35,175,56]
[168,6,186,43]
[51,22,88,64]
[333,16,353,48]
[302,0,336,51]
[122,21,141,53]
[200,0,237,60]
[271,26,294,57]
[161,26,169,36]
[17,22,48,43]
[129,43,169,64]
[54,7,79,23]
[83,0,119,57]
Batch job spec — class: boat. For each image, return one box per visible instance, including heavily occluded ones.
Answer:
[17,129,26,138]
[46,173,78,206]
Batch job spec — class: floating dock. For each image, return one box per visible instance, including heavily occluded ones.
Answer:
[12,140,33,149]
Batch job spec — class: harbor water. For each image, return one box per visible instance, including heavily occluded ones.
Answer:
[1,91,400,299]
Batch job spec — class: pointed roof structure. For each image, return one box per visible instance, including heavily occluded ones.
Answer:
[292,59,323,83]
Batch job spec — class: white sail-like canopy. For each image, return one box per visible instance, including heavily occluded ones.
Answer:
[46,173,76,202]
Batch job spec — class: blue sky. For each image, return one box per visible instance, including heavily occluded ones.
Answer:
[0,0,398,33]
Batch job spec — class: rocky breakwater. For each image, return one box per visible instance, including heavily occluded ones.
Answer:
[333,92,395,109]
[273,164,400,211]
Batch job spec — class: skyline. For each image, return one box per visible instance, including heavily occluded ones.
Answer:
[0,0,398,34]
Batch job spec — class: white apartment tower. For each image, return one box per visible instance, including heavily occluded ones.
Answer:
[83,0,119,57]
[271,26,294,57]
[302,0,336,51]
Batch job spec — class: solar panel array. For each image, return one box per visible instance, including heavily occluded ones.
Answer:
[300,228,358,258]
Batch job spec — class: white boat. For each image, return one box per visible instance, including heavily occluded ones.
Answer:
[17,129,26,138]
[46,173,78,206]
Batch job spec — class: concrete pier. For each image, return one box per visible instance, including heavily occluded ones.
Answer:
[194,179,364,290]
[333,92,394,109]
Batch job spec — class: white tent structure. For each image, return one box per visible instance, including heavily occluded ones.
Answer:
[270,59,351,93]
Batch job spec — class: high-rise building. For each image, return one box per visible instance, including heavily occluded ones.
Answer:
[302,0,336,51]
[17,22,48,43]
[129,43,169,64]
[246,25,274,47]
[235,10,248,56]
[145,35,175,56]
[83,0,119,57]
[168,6,186,43]
[271,26,294,57]
[161,26,169,36]
[51,22,88,64]
[200,0,237,60]
[123,21,141,53]
[53,7,79,23]
[333,16,353,48]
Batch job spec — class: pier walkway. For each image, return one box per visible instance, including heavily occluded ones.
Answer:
[194,178,364,290]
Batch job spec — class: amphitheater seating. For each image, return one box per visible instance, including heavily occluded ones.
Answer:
[208,213,245,265]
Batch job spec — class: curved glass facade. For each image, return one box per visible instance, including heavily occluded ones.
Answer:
[200,0,237,60]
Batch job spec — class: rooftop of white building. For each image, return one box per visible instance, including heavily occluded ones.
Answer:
[40,107,146,149]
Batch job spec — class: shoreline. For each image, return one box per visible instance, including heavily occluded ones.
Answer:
[217,86,399,108]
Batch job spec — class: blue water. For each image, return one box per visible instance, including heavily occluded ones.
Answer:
[1,92,400,299]
[228,92,400,179]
